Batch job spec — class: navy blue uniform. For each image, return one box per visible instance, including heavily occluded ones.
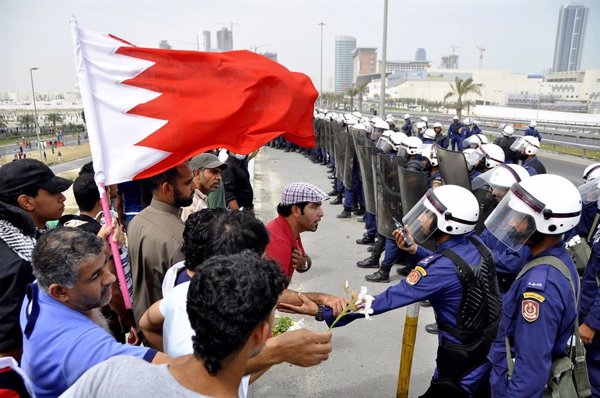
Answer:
[448,122,464,151]
[325,235,492,396]
[564,201,598,241]
[434,134,449,149]
[488,243,579,397]
[402,120,413,136]
[457,126,471,151]
[579,238,600,396]
[479,229,530,294]
[470,126,482,136]
[524,127,542,142]
[522,157,546,176]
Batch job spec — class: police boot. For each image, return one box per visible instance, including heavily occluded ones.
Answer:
[336,207,352,219]
[357,254,380,268]
[355,235,375,245]
[365,268,390,283]
[424,322,438,335]
[353,206,366,216]
[330,194,343,205]
[327,188,338,196]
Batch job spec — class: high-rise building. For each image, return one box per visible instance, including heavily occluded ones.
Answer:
[352,47,377,83]
[216,28,233,51]
[441,55,459,69]
[552,4,589,72]
[158,40,172,49]
[335,35,357,92]
[199,30,211,52]
[260,51,278,63]
[415,48,426,61]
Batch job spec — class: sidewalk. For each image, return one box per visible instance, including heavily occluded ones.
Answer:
[252,146,437,398]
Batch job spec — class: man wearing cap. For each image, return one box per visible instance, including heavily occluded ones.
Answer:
[180,153,227,222]
[265,182,328,279]
[0,159,72,362]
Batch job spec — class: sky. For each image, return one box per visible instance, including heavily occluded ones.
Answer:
[1,0,598,93]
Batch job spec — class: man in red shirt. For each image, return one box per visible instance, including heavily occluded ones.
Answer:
[265,182,328,279]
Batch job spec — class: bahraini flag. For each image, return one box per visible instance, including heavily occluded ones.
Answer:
[70,17,318,185]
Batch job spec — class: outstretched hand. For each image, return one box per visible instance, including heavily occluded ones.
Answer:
[278,293,319,316]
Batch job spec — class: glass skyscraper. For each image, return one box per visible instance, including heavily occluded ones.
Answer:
[552,4,589,72]
[335,35,357,93]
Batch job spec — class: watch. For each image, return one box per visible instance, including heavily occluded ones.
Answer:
[315,305,325,322]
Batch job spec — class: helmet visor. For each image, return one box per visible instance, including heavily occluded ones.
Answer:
[463,135,483,149]
[578,179,600,204]
[376,136,393,153]
[402,190,440,243]
[484,185,540,251]
[510,137,528,153]
[464,148,485,167]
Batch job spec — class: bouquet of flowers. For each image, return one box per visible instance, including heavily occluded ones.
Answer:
[329,281,374,330]
[273,315,305,336]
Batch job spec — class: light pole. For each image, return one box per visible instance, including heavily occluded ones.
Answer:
[536,81,542,121]
[318,22,326,106]
[29,67,44,162]
[379,0,388,116]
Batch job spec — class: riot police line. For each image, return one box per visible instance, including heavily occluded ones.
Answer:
[293,109,598,397]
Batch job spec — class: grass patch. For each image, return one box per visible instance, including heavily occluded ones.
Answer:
[541,143,600,161]
[1,143,90,166]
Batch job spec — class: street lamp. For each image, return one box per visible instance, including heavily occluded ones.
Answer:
[379,0,388,117]
[29,67,44,162]
[318,22,326,106]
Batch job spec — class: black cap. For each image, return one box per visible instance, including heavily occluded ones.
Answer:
[0,159,73,194]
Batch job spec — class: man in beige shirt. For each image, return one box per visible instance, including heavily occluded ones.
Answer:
[127,161,195,323]
[181,153,227,222]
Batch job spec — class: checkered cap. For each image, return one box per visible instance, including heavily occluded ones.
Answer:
[280,182,329,206]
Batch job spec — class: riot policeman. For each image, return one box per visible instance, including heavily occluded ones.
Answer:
[510,136,546,175]
[327,185,501,397]
[448,115,464,151]
[486,174,583,397]
[432,122,449,149]
[493,124,519,164]
[457,117,473,151]
[402,114,413,137]
[524,120,542,142]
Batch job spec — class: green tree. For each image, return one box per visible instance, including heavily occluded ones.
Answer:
[443,77,482,118]
[0,114,7,129]
[355,81,369,112]
[18,114,35,132]
[47,113,63,132]
[346,86,359,111]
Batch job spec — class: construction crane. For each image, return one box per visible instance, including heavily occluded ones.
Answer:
[476,46,486,69]
[251,43,271,53]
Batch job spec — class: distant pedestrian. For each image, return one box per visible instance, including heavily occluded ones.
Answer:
[57,151,62,161]
[43,152,47,162]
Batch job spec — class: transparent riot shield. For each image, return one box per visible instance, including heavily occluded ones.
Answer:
[342,128,357,189]
[355,145,377,214]
[473,187,496,236]
[332,124,347,182]
[436,146,471,190]
[375,153,404,239]
[397,167,436,251]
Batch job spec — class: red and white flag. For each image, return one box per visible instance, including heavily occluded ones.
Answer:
[70,17,317,185]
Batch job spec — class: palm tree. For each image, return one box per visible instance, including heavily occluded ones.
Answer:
[346,87,359,111]
[47,113,63,132]
[355,81,369,112]
[0,114,7,129]
[18,114,35,132]
[443,77,482,118]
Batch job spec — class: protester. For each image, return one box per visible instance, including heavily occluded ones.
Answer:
[265,182,328,278]
[180,153,228,222]
[20,227,168,397]
[0,159,71,362]
[222,150,254,213]
[127,161,195,323]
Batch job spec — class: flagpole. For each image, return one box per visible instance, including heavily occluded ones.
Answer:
[70,16,133,310]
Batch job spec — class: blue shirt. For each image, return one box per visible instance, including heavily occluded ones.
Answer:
[448,122,463,138]
[20,284,156,398]
[488,242,579,398]
[579,240,600,360]
[564,201,598,241]
[402,120,412,136]
[480,229,530,276]
[325,235,490,394]
[524,127,542,142]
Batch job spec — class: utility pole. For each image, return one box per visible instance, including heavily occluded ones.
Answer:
[379,0,388,117]
[29,67,44,162]
[319,22,326,102]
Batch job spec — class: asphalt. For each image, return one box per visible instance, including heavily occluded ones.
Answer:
[252,146,437,398]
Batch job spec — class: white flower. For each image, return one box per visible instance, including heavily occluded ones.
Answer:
[358,294,375,320]
[345,280,349,289]
[288,318,305,331]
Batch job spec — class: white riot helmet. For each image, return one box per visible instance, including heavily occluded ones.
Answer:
[403,185,479,242]
[510,136,540,156]
[416,121,425,131]
[463,117,472,125]
[472,164,530,203]
[353,123,367,131]
[463,148,478,171]
[399,136,423,156]
[433,122,443,129]
[352,111,362,118]
[388,132,408,151]
[485,174,582,251]
[421,144,439,167]
[453,115,459,121]
[423,128,436,140]
[373,119,389,130]
[404,114,411,120]
[420,116,428,123]
[463,134,489,149]
[386,117,395,124]
[577,179,600,205]
[583,163,600,182]
[386,114,394,119]
[529,120,537,128]
[375,130,394,153]
[480,143,505,169]
[472,120,478,126]
[501,124,514,137]
[371,117,384,125]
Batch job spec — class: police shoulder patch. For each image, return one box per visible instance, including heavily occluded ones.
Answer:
[523,292,545,302]
[414,266,427,277]
[406,270,422,286]
[524,266,548,292]
[521,299,540,322]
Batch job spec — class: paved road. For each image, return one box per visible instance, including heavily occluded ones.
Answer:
[252,146,437,398]
[50,155,92,175]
